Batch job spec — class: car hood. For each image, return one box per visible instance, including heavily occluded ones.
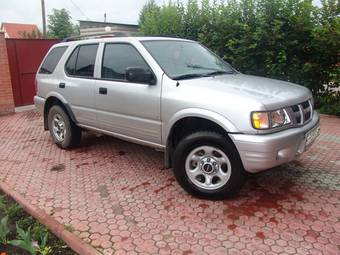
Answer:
[180,73,312,110]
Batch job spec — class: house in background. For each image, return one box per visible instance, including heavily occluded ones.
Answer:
[79,20,139,37]
[1,22,41,39]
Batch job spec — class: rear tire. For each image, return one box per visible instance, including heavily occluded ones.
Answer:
[48,105,81,149]
[173,131,246,200]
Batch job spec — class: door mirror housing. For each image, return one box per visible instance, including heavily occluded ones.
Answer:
[126,67,155,85]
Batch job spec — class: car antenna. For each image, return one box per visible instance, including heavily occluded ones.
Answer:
[176,81,180,87]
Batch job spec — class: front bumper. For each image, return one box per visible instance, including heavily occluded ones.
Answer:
[230,112,320,173]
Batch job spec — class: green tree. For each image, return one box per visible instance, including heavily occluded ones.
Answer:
[139,0,340,115]
[139,0,160,26]
[140,1,184,36]
[47,8,79,39]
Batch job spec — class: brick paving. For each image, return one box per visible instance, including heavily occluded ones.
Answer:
[0,111,339,255]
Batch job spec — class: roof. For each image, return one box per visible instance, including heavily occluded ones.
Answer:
[78,20,139,29]
[1,22,40,38]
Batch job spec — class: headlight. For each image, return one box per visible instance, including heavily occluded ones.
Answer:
[251,109,291,129]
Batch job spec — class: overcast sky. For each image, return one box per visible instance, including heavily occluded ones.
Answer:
[1,0,321,29]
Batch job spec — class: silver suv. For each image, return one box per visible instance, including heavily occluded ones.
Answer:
[35,37,320,199]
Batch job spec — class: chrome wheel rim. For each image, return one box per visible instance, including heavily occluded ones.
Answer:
[185,145,232,190]
[52,113,66,142]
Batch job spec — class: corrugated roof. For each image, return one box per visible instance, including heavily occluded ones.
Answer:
[78,20,139,29]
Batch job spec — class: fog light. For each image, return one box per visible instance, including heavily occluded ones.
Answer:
[277,147,295,161]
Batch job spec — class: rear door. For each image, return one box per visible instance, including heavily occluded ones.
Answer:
[37,46,68,102]
[61,43,99,126]
[94,42,162,145]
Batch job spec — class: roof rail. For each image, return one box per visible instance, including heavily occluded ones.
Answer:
[62,32,184,42]
[62,31,129,42]
[145,34,181,38]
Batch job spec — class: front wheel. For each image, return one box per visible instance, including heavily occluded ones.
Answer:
[173,131,246,200]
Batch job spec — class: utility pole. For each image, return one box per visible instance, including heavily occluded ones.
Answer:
[41,0,46,37]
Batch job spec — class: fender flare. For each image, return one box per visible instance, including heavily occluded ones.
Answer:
[163,108,239,167]
[43,92,77,130]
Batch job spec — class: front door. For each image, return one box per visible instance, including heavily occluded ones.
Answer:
[94,43,162,145]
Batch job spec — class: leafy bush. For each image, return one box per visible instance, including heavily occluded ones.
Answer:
[9,224,37,255]
[7,203,25,222]
[139,0,340,115]
[7,223,52,255]
[0,193,75,255]
[0,216,10,244]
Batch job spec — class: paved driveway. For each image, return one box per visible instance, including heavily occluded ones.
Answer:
[0,111,339,255]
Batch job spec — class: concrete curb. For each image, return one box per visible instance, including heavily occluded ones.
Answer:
[0,182,101,255]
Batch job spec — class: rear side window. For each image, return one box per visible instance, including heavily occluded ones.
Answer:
[101,43,150,80]
[65,47,78,75]
[65,44,98,77]
[39,46,67,74]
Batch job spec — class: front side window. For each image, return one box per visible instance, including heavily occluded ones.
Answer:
[39,46,67,74]
[142,40,234,80]
[65,44,98,77]
[101,43,150,80]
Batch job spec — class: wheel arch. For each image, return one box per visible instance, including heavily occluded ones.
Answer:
[164,109,239,168]
[43,93,77,130]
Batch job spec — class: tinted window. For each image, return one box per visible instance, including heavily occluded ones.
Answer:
[39,46,67,74]
[65,47,78,75]
[102,43,150,80]
[65,44,98,77]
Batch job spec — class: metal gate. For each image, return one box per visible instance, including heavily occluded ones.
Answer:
[6,39,59,106]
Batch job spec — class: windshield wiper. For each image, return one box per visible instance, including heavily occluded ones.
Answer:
[39,67,52,74]
[186,64,221,71]
[186,64,234,76]
[205,70,234,76]
[172,73,209,80]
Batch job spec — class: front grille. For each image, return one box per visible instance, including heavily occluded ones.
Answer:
[290,99,313,126]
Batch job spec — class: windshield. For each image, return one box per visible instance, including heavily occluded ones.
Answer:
[141,40,235,80]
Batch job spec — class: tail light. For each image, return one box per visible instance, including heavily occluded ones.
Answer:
[35,78,38,93]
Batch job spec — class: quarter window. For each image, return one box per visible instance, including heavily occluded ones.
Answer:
[39,46,67,74]
[102,43,150,80]
[65,44,98,77]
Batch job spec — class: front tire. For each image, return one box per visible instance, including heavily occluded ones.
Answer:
[48,105,81,149]
[173,131,245,200]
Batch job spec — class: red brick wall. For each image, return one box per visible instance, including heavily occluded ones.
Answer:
[0,32,15,114]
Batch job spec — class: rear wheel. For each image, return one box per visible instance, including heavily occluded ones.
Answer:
[48,105,81,149]
[173,131,246,199]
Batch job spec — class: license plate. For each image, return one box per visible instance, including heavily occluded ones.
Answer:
[305,125,320,147]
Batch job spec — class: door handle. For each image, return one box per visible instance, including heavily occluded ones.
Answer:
[99,87,107,95]
[59,82,65,88]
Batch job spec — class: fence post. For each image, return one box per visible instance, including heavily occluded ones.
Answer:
[0,32,15,114]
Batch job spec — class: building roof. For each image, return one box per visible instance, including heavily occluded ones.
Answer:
[78,20,139,29]
[1,22,40,38]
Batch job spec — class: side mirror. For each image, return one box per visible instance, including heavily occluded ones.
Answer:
[125,67,155,85]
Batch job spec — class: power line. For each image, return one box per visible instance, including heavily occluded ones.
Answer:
[69,0,91,20]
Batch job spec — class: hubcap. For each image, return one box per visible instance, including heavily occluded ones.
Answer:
[185,146,232,190]
[52,113,66,142]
